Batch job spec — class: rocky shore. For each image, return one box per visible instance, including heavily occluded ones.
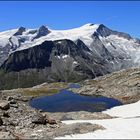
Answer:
[70,68,140,104]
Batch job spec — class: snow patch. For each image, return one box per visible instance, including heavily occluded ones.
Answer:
[73,61,78,65]
[55,100,140,139]
[62,55,69,59]
[17,23,100,50]
[103,100,140,118]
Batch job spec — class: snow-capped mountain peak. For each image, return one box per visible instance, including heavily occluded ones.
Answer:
[13,26,26,36]
[0,23,140,74]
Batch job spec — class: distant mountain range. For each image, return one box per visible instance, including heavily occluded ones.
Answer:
[0,23,140,89]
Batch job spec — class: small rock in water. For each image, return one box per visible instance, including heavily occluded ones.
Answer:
[0,100,10,110]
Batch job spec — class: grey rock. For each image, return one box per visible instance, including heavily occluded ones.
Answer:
[0,100,10,110]
[10,104,18,108]
[48,123,104,138]
[33,25,50,40]
[31,113,46,125]
[9,99,17,104]
[7,96,13,101]
[96,24,132,40]
[47,111,113,121]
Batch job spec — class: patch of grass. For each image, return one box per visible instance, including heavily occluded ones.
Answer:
[19,82,69,97]
[21,88,59,97]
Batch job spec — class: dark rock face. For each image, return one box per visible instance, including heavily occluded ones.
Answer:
[96,24,113,37]
[0,39,110,89]
[1,41,54,71]
[28,29,37,34]
[14,27,26,36]
[0,117,3,126]
[75,39,91,52]
[91,32,114,61]
[97,24,132,40]
[135,38,140,44]
[2,39,91,72]
[33,25,50,40]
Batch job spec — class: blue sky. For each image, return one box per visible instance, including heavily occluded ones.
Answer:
[0,1,140,38]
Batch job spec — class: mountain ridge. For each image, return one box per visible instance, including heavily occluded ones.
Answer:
[0,23,140,89]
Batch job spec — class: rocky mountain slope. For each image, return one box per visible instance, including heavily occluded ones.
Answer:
[71,68,140,104]
[0,23,140,89]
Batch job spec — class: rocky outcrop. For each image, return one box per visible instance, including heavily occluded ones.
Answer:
[46,123,104,138]
[31,113,47,125]
[46,111,113,121]
[70,68,140,104]
[13,27,26,36]
[0,41,53,71]
[96,24,132,40]
[33,25,50,40]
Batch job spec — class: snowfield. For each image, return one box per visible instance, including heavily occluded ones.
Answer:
[103,100,140,118]
[56,100,140,139]
[17,23,100,51]
[1,23,140,67]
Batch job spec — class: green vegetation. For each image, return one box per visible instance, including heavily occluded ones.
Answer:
[21,88,59,97]
[18,82,69,97]
[1,82,69,98]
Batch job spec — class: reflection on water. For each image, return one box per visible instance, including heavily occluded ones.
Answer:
[29,87,122,112]
[68,83,81,89]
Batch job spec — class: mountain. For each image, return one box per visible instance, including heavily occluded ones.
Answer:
[0,23,140,89]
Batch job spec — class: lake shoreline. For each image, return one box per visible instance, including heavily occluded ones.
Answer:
[0,83,114,139]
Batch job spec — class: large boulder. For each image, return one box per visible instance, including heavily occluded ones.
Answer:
[31,113,46,125]
[47,123,104,138]
[0,100,10,110]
